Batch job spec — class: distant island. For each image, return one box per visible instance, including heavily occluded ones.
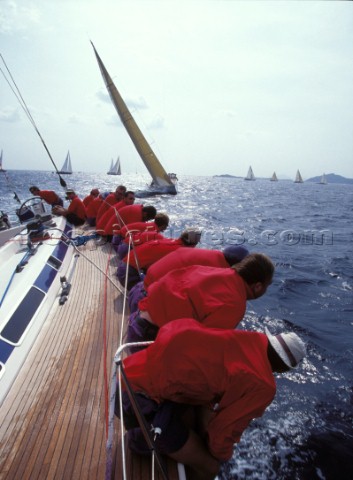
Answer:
[213,174,242,178]
[306,173,353,185]
[213,173,353,184]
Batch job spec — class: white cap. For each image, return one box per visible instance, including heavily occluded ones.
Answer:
[265,327,306,369]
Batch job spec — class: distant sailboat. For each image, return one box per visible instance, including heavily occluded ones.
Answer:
[294,170,303,183]
[58,150,73,174]
[270,172,278,181]
[244,166,255,181]
[91,42,177,196]
[319,173,327,185]
[107,156,121,175]
[0,150,6,173]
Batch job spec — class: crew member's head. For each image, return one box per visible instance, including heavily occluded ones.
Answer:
[180,228,202,247]
[233,253,274,299]
[142,205,157,221]
[154,213,170,231]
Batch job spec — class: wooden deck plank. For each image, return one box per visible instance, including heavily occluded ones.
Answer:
[0,239,182,480]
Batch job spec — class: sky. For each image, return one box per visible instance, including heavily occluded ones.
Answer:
[1,0,353,179]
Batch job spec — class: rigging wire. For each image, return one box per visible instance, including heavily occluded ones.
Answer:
[0,53,68,190]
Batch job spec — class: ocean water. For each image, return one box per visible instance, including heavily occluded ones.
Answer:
[1,170,352,480]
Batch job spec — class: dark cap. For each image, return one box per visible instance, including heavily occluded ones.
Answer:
[223,245,249,266]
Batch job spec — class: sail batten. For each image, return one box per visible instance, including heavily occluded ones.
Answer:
[91,43,175,190]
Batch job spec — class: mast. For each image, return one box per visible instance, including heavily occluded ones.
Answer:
[91,42,174,189]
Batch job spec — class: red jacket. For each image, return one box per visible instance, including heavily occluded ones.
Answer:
[68,196,86,220]
[144,248,228,287]
[125,230,164,246]
[124,238,185,270]
[37,190,61,205]
[86,196,103,219]
[96,193,117,222]
[123,318,276,461]
[103,204,144,235]
[139,265,253,329]
[96,200,127,232]
[83,194,94,207]
[119,221,156,237]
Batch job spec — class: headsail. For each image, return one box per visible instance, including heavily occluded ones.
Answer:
[91,42,176,193]
[294,169,303,183]
[244,166,255,181]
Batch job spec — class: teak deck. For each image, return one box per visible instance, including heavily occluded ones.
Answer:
[0,239,180,479]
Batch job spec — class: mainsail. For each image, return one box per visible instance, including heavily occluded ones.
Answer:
[244,166,255,181]
[270,171,278,181]
[0,150,6,173]
[91,43,176,193]
[319,173,327,185]
[59,150,73,174]
[294,169,303,183]
[107,156,121,175]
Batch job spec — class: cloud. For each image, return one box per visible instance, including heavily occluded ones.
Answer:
[0,107,20,122]
[126,96,148,111]
[95,89,111,104]
[0,1,41,34]
[106,115,122,127]
[95,88,148,110]
[148,115,165,130]
[68,114,85,125]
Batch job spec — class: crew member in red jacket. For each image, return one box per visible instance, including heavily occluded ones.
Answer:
[127,253,274,349]
[127,244,249,314]
[96,190,135,234]
[52,189,86,226]
[83,188,100,207]
[116,213,170,259]
[119,318,306,479]
[95,185,126,224]
[101,203,156,237]
[117,228,201,291]
[144,245,249,288]
[29,186,64,207]
[86,193,105,226]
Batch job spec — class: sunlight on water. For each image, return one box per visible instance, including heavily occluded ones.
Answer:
[1,171,352,479]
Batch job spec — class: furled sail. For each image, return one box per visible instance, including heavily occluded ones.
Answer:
[91,43,176,192]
